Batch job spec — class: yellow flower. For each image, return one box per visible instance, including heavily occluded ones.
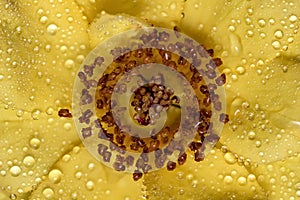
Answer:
[0,0,299,200]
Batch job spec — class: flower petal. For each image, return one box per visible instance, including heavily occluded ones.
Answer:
[221,57,300,164]
[29,145,145,199]
[0,0,90,113]
[180,0,300,66]
[88,12,148,49]
[144,148,267,199]
[253,156,300,199]
[0,109,80,197]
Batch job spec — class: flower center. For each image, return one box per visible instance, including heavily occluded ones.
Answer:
[72,27,229,181]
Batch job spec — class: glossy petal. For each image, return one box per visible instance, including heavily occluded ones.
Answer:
[29,146,145,200]
[144,148,267,199]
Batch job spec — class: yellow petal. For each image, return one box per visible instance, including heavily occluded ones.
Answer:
[81,0,185,28]
[74,0,104,22]
[88,12,149,49]
[0,109,80,197]
[180,0,300,67]
[144,148,267,199]
[253,156,300,199]
[0,0,90,113]
[29,145,145,200]
[220,57,300,164]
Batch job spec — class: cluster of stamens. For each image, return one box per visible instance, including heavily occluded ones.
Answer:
[73,28,229,181]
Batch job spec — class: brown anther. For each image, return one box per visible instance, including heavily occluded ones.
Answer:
[81,127,92,139]
[58,109,72,118]
[215,73,226,86]
[133,170,143,181]
[194,150,205,162]
[213,58,223,66]
[166,161,176,171]
[113,162,125,171]
[178,152,187,165]
[219,113,229,124]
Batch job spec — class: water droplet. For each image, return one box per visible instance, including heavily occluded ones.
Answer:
[224,152,236,164]
[274,30,284,39]
[29,138,41,149]
[248,131,256,140]
[63,123,72,130]
[237,176,247,185]
[236,66,246,75]
[223,175,233,184]
[46,107,54,115]
[88,163,95,170]
[86,180,95,190]
[31,109,41,120]
[229,34,242,55]
[62,154,71,162]
[289,15,298,23]
[9,194,17,200]
[42,188,54,199]
[23,156,35,168]
[75,171,82,179]
[247,174,256,182]
[40,16,48,24]
[16,109,24,118]
[169,2,177,10]
[271,40,281,49]
[258,19,266,27]
[64,59,75,69]
[48,169,62,184]
[47,24,58,35]
[9,166,21,177]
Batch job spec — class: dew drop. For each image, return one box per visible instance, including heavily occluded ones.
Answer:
[86,180,95,191]
[62,154,71,162]
[223,175,233,184]
[40,16,48,24]
[63,123,72,131]
[42,188,54,199]
[47,24,58,35]
[224,152,236,164]
[237,176,247,186]
[258,19,266,27]
[31,109,41,120]
[271,40,281,49]
[289,15,298,23]
[248,131,256,140]
[64,59,75,69]
[9,166,21,177]
[29,138,41,149]
[16,109,24,118]
[274,30,284,39]
[236,66,246,75]
[23,156,35,168]
[48,169,62,184]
